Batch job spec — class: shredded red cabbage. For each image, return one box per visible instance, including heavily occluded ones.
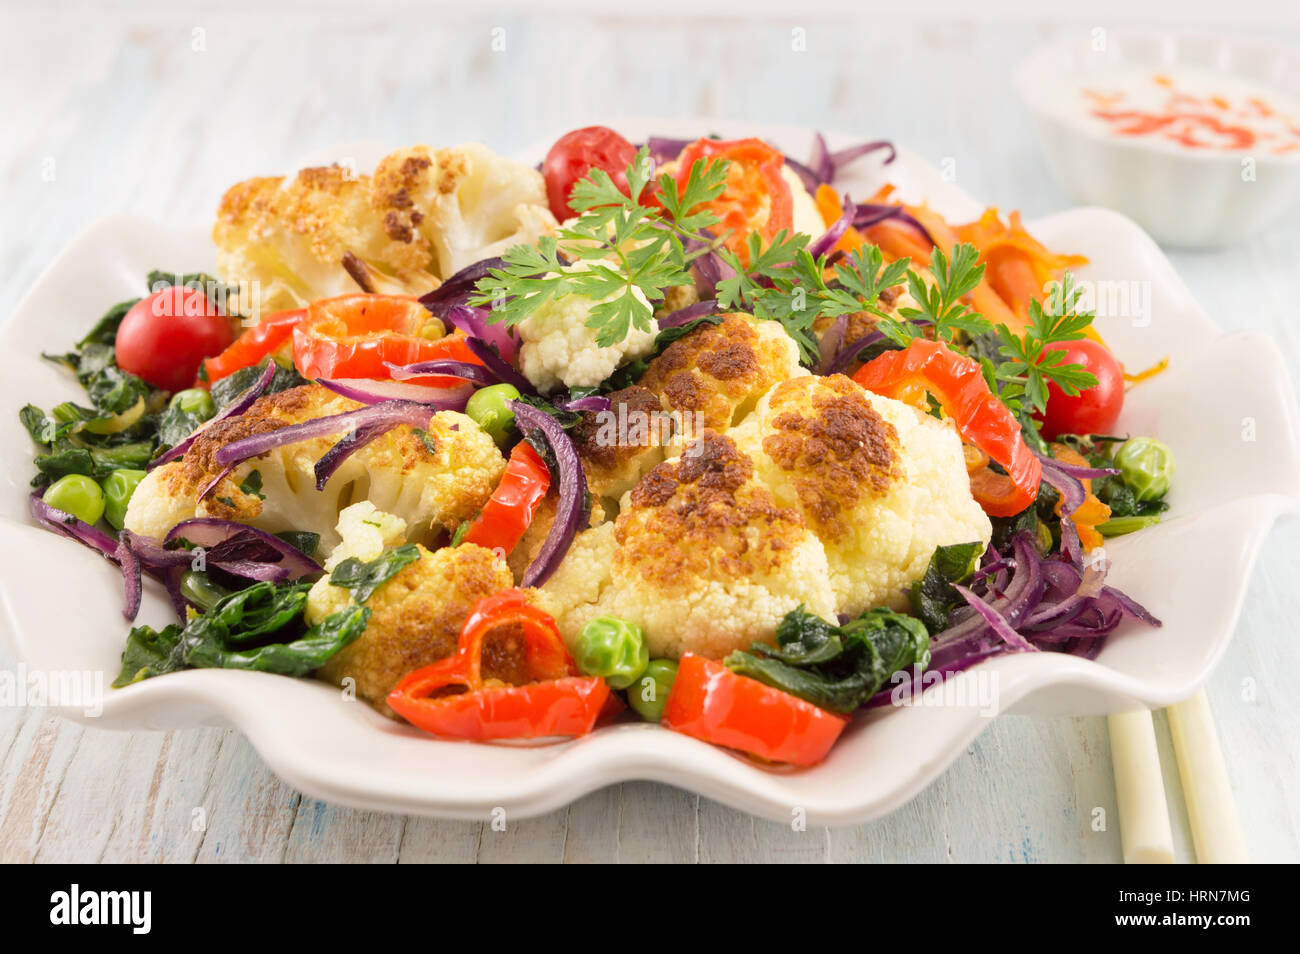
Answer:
[659,299,719,329]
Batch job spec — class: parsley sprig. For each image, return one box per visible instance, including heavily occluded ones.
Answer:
[981,271,1098,418]
[469,149,727,347]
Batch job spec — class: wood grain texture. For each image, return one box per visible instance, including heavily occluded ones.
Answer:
[1,4,1297,863]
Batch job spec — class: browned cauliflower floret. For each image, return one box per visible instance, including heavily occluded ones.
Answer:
[731,374,991,616]
[123,384,505,552]
[214,144,556,320]
[638,313,806,434]
[306,509,514,716]
[532,432,836,660]
[569,385,669,504]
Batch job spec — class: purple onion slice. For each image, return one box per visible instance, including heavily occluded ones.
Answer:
[830,140,896,173]
[659,299,719,329]
[954,585,1038,653]
[817,314,849,375]
[510,400,587,588]
[557,395,612,413]
[808,192,854,259]
[464,337,537,396]
[150,361,278,469]
[215,401,435,468]
[164,518,322,581]
[383,360,496,387]
[318,377,473,409]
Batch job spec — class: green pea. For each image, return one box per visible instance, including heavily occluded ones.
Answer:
[102,468,147,530]
[1115,437,1174,502]
[169,388,216,421]
[180,570,230,613]
[627,659,678,722]
[573,615,648,690]
[465,383,520,445]
[43,474,106,525]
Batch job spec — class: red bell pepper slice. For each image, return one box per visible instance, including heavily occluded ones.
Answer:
[461,442,551,558]
[201,308,306,384]
[387,589,608,741]
[672,138,794,264]
[853,338,1042,517]
[661,654,848,767]
[291,293,480,387]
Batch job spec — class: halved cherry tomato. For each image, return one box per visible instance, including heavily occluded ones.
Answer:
[462,442,551,557]
[201,308,306,384]
[1034,339,1124,440]
[387,589,608,741]
[291,293,480,386]
[672,138,793,263]
[542,125,638,221]
[854,338,1042,517]
[662,655,847,767]
[115,286,235,392]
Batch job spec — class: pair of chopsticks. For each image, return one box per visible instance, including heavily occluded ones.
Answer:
[1107,689,1247,863]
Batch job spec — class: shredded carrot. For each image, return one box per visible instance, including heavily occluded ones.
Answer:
[1122,356,1169,385]
[1051,443,1110,551]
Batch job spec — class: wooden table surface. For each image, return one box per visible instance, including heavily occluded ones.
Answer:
[2,4,1297,863]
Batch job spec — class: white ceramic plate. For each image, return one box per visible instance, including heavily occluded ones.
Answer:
[2,119,1298,825]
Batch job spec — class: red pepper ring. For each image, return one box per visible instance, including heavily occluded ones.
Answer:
[387,589,609,741]
[853,338,1042,517]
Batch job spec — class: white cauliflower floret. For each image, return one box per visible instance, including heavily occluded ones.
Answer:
[731,374,992,617]
[304,502,410,623]
[782,165,828,238]
[516,262,657,392]
[123,385,505,552]
[213,143,555,320]
[532,432,836,660]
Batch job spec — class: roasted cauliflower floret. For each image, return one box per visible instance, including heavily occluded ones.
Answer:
[373,143,558,279]
[569,385,669,503]
[638,313,806,434]
[731,374,991,617]
[533,432,836,660]
[123,384,505,552]
[214,144,555,320]
[515,262,658,393]
[306,503,514,717]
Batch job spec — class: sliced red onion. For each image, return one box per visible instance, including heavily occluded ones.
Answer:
[313,418,401,490]
[198,463,234,502]
[807,132,833,185]
[318,377,473,409]
[782,156,822,195]
[384,360,496,387]
[645,136,690,165]
[163,566,188,620]
[557,395,612,413]
[818,314,849,375]
[954,585,1038,653]
[510,400,587,588]
[826,329,887,377]
[808,192,854,259]
[853,204,936,247]
[659,299,718,329]
[216,401,434,468]
[1037,454,1088,515]
[114,535,142,621]
[465,337,537,396]
[444,303,517,363]
[1101,585,1162,627]
[118,528,193,571]
[164,518,322,580]
[29,489,119,559]
[150,361,278,469]
[830,140,896,173]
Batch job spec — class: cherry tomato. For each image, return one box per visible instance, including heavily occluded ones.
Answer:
[1035,339,1124,440]
[115,286,234,392]
[542,126,638,221]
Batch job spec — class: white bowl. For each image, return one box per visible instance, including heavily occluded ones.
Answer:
[1015,29,1300,247]
[1,119,1298,824]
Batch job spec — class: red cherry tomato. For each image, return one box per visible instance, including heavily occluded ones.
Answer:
[115,286,234,392]
[1035,339,1125,440]
[542,126,638,221]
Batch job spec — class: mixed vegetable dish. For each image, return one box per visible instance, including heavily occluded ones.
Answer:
[22,125,1172,767]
